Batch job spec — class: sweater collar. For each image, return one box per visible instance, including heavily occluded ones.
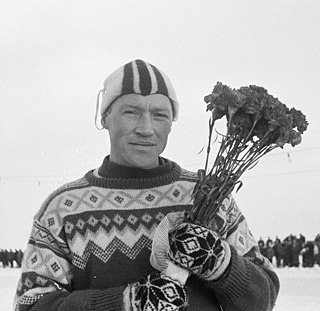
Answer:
[98,156,171,178]
[85,156,181,189]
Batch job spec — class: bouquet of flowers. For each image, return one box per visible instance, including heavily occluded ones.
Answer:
[187,82,309,227]
[149,82,308,291]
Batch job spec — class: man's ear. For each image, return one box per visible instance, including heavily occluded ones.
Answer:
[101,115,108,129]
[101,104,113,129]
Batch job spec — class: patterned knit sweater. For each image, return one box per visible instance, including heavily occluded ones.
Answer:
[14,157,279,311]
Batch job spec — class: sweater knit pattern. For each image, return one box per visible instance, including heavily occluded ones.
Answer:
[16,164,197,307]
[14,159,278,311]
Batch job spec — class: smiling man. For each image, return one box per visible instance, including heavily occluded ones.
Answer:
[99,59,177,170]
[14,59,279,311]
[102,93,173,169]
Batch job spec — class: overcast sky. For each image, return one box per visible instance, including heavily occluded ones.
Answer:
[1,0,320,249]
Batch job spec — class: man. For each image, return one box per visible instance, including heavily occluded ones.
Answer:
[14,59,279,310]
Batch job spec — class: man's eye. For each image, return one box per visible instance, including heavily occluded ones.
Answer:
[154,113,169,119]
[124,110,137,115]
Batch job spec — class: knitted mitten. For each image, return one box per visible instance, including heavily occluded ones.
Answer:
[123,273,188,311]
[168,222,231,281]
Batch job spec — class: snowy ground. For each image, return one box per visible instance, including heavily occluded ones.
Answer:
[1,267,320,311]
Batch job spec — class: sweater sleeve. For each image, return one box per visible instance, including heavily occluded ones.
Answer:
[206,246,279,311]
[15,285,126,311]
[202,195,280,311]
[14,218,126,311]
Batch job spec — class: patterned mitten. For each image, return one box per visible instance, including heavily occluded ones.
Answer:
[124,273,188,311]
[168,222,231,281]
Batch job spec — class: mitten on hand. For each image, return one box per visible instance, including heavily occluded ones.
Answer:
[123,273,188,311]
[168,222,231,281]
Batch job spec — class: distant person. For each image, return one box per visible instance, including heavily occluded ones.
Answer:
[313,243,319,266]
[266,239,275,264]
[258,237,268,258]
[291,238,302,267]
[313,234,320,266]
[282,236,294,267]
[314,233,320,266]
[299,233,306,246]
[301,241,315,267]
[14,59,279,310]
[0,249,8,268]
[273,237,282,267]
[8,249,15,268]
[16,249,24,268]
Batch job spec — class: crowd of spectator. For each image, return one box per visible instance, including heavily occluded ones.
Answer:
[258,233,320,268]
[2,233,320,269]
[0,249,24,268]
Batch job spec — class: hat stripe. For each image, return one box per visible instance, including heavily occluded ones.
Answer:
[122,61,134,94]
[145,62,158,94]
[150,64,168,96]
[136,60,152,95]
[132,61,140,93]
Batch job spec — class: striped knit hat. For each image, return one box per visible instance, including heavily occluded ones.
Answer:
[98,59,179,122]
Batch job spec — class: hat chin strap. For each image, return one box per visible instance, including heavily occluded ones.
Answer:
[95,89,105,130]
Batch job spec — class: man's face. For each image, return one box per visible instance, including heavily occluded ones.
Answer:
[103,94,173,169]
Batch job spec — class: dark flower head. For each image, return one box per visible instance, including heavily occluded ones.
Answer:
[212,82,238,107]
[289,130,302,147]
[275,127,291,148]
[253,119,269,140]
[229,110,254,136]
[290,107,309,134]
[204,82,239,118]
[237,85,272,123]
[248,85,269,94]
[211,108,227,121]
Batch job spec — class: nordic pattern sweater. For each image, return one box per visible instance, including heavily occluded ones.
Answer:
[14,157,279,311]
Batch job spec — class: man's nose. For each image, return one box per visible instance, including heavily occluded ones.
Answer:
[135,114,154,136]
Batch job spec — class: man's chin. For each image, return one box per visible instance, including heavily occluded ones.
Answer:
[129,155,159,169]
[111,149,161,169]
[134,161,159,169]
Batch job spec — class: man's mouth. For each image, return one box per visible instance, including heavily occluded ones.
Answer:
[130,142,155,146]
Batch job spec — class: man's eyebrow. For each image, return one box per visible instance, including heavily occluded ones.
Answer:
[151,107,171,112]
[121,104,140,109]
[121,104,171,113]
